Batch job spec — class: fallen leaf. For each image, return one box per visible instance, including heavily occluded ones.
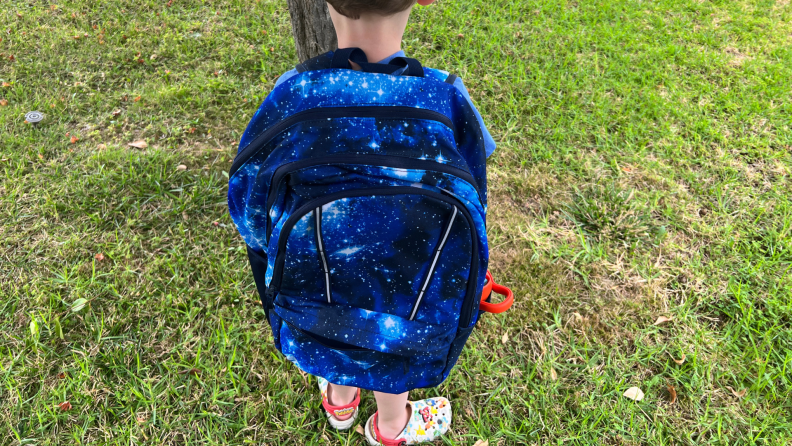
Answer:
[188,127,196,133]
[549,367,558,381]
[59,401,72,411]
[112,110,121,116]
[133,95,141,102]
[176,164,187,171]
[457,33,465,38]
[38,154,44,160]
[178,368,201,376]
[1,82,9,87]
[71,298,89,312]
[501,332,508,344]
[136,415,147,423]
[97,144,107,150]
[0,99,7,106]
[623,386,644,401]
[128,140,148,149]
[212,221,219,226]
[667,385,677,404]
[354,425,365,435]
[70,136,79,144]
[726,386,746,398]
[94,252,105,261]
[57,372,67,379]
[653,316,674,326]
[670,353,686,365]
[473,441,489,446]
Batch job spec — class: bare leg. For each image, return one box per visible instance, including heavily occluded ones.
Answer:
[373,391,411,439]
[327,383,357,421]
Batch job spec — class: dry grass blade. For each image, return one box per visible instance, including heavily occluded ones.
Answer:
[128,140,148,149]
[670,353,686,364]
[666,385,677,404]
[653,316,674,326]
[726,386,747,398]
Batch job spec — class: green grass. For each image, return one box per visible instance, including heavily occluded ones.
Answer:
[2,0,791,444]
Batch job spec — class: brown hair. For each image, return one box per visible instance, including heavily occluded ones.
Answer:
[326,0,417,19]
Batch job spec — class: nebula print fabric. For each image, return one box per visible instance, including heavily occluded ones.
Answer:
[228,64,490,393]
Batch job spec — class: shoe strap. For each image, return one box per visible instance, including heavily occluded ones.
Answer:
[371,412,408,446]
[322,388,360,419]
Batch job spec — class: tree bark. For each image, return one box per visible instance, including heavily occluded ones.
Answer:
[286,0,337,62]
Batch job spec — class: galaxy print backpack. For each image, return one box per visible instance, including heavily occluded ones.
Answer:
[228,48,513,393]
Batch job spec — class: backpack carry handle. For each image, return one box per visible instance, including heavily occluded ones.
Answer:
[479,271,514,314]
[330,47,425,77]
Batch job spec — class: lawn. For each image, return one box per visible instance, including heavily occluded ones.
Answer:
[2,0,791,444]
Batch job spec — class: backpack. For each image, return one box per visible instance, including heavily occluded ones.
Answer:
[228,48,513,393]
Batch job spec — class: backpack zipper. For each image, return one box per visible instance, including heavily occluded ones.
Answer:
[409,206,458,321]
[314,206,332,304]
[269,186,480,327]
[230,106,456,176]
[263,154,481,239]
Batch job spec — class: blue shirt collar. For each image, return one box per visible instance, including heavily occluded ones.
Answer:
[378,50,406,64]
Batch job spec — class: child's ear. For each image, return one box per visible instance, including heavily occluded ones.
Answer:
[416,0,436,5]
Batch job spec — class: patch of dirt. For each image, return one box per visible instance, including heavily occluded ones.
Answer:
[724,46,751,66]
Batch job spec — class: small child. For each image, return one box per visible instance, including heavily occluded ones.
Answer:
[264,1,496,444]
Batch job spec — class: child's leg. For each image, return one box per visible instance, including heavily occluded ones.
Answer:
[372,391,410,439]
[327,383,358,421]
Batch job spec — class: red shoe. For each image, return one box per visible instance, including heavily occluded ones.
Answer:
[318,377,360,430]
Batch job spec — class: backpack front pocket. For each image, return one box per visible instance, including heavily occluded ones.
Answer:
[269,187,478,325]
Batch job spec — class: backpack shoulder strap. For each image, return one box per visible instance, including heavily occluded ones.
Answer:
[295,52,334,73]
[296,48,425,77]
[445,73,459,84]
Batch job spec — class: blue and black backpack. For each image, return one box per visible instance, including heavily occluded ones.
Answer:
[228,48,513,393]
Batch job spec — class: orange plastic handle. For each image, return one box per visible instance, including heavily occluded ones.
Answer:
[479,271,514,314]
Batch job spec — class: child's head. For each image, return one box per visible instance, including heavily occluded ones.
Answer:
[325,0,436,62]
[326,0,435,20]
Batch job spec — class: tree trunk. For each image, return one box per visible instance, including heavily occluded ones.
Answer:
[286,0,337,62]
